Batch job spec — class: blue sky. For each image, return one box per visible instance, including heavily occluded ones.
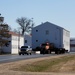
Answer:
[0,0,75,37]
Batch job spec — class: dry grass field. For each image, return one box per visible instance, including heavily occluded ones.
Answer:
[0,54,75,75]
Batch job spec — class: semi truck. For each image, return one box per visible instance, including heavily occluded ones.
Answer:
[40,42,67,54]
[33,42,68,54]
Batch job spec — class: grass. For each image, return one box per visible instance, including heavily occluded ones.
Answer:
[12,54,75,72]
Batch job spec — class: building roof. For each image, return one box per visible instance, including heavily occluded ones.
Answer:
[33,21,69,32]
[9,31,21,36]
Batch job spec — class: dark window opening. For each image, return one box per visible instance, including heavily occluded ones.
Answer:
[36,30,38,32]
[25,40,27,43]
[46,30,49,35]
[36,40,38,42]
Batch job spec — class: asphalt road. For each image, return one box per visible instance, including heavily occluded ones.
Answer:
[0,52,74,64]
[0,53,57,64]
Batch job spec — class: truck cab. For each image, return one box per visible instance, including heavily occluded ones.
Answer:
[19,46,32,55]
[40,42,66,54]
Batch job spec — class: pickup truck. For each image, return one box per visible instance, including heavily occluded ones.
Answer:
[19,46,32,55]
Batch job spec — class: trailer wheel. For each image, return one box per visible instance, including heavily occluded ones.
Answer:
[27,53,29,55]
[48,50,51,54]
[30,53,31,55]
[22,53,24,55]
[57,51,60,54]
[19,53,21,55]
[55,50,57,54]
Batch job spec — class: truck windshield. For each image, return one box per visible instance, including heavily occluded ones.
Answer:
[21,46,28,48]
[41,44,47,46]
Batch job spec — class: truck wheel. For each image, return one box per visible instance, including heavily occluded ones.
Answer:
[27,53,29,55]
[30,53,31,55]
[57,51,60,54]
[55,51,57,54]
[22,53,24,55]
[19,53,21,55]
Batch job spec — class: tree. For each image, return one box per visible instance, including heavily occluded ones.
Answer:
[16,17,34,35]
[0,24,11,53]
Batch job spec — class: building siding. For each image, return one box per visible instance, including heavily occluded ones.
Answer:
[32,22,70,52]
[24,34,32,47]
[11,35,24,54]
[2,32,24,54]
[70,38,75,52]
[63,29,70,51]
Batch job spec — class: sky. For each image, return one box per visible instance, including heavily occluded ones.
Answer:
[0,0,75,37]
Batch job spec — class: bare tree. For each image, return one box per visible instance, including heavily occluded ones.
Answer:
[16,17,34,35]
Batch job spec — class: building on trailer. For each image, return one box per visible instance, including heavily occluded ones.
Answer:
[24,34,32,47]
[32,22,70,52]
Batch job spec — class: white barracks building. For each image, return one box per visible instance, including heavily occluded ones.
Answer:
[32,22,70,52]
[2,31,24,54]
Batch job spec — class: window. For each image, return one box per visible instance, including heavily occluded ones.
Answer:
[36,30,38,32]
[36,40,38,42]
[25,40,27,43]
[46,30,49,35]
